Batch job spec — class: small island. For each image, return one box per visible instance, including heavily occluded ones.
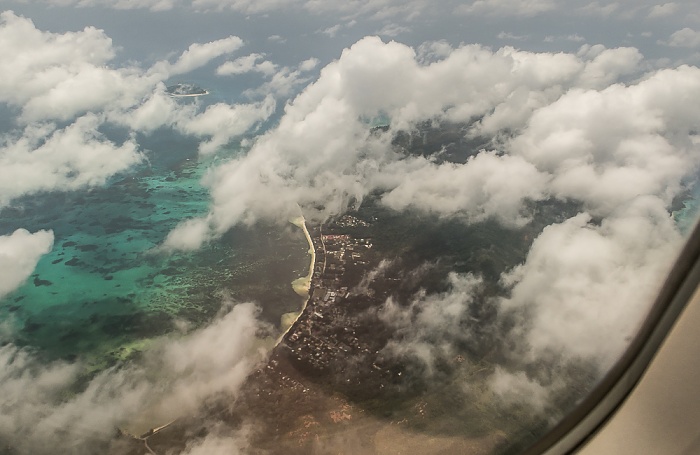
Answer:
[166,83,209,97]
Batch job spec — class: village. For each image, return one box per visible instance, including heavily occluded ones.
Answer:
[280,214,393,384]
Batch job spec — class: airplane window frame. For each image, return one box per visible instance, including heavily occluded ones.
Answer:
[521,220,700,454]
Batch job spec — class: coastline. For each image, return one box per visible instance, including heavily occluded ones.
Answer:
[279,216,316,344]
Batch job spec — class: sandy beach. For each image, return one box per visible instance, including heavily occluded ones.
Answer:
[279,216,315,343]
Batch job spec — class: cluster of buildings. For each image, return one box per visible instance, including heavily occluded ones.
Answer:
[282,218,380,375]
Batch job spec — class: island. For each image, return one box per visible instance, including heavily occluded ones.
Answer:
[165,83,209,97]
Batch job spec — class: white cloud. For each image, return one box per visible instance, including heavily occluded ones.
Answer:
[509,65,700,215]
[163,37,669,247]
[499,199,682,367]
[242,65,313,98]
[150,37,700,421]
[216,53,277,76]
[267,34,286,43]
[0,12,249,126]
[544,34,586,43]
[160,216,214,251]
[489,367,554,413]
[376,23,411,37]
[380,152,549,227]
[575,45,643,88]
[416,40,454,63]
[299,57,320,72]
[180,426,253,455]
[0,115,143,206]
[0,13,271,207]
[320,24,342,38]
[178,96,277,154]
[0,301,265,454]
[0,11,152,123]
[379,273,485,373]
[166,36,244,75]
[665,27,700,48]
[648,2,678,17]
[497,31,529,40]
[217,55,319,99]
[457,0,557,17]
[0,229,54,299]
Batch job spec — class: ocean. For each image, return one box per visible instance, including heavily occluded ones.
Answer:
[0,123,309,368]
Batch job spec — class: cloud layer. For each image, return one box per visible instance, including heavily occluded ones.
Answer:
[0,12,277,295]
[0,301,264,454]
[155,36,700,413]
[2,4,700,447]
[0,229,54,299]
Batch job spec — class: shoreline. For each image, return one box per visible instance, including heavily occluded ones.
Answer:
[278,216,316,344]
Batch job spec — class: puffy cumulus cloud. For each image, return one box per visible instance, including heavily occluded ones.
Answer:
[151,301,265,416]
[376,23,411,38]
[489,367,554,413]
[379,273,485,373]
[179,425,253,455]
[0,346,150,455]
[299,57,321,72]
[484,65,699,406]
[508,65,700,217]
[575,45,643,88]
[177,96,276,154]
[319,23,342,38]
[353,258,396,296]
[648,2,679,17]
[0,229,54,299]
[664,27,700,48]
[498,198,683,367]
[216,53,277,76]
[156,35,700,417]
[237,58,321,99]
[163,36,654,248]
[0,11,246,123]
[0,11,150,123]
[0,115,143,206]
[160,216,214,252]
[0,301,265,454]
[165,36,244,75]
[0,13,272,205]
[153,37,700,419]
[217,55,320,99]
[497,31,529,41]
[380,152,549,227]
[107,84,276,150]
[109,85,183,133]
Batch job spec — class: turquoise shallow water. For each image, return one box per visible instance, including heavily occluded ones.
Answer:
[0,126,308,366]
[674,180,700,235]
